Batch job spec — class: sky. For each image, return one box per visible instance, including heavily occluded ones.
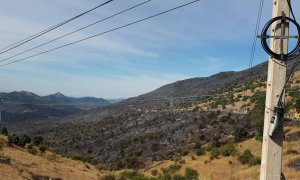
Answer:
[0,0,298,99]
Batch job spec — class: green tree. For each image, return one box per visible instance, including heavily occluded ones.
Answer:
[18,135,31,147]
[233,127,248,142]
[1,127,8,136]
[33,136,43,146]
[8,134,20,145]
[39,144,47,153]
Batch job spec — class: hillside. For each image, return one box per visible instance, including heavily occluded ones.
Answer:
[3,60,300,175]
[0,135,102,180]
[1,127,300,180]
[131,62,268,101]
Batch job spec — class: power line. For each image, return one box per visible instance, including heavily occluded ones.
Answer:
[0,0,114,55]
[244,0,265,111]
[287,0,296,21]
[0,0,201,68]
[249,0,265,70]
[0,0,152,64]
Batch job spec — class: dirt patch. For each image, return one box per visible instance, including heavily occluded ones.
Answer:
[286,131,300,142]
[290,159,300,172]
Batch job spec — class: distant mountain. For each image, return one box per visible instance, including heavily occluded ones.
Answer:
[0,91,111,122]
[0,91,111,108]
[107,98,125,104]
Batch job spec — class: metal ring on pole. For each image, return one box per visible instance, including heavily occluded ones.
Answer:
[259,16,300,61]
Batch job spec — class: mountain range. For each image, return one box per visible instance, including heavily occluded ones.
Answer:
[0,91,110,107]
[0,91,111,122]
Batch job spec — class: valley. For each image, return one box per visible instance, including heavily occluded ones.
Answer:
[1,61,300,179]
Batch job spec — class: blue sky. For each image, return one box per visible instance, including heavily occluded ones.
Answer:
[0,0,298,98]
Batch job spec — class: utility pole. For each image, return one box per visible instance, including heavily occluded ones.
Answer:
[260,0,290,179]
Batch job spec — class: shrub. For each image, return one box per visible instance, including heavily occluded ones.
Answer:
[238,149,260,166]
[238,149,253,164]
[233,127,248,142]
[0,127,8,136]
[33,136,43,146]
[185,168,199,180]
[249,157,261,166]
[39,144,47,153]
[196,148,205,156]
[210,148,220,160]
[19,135,31,147]
[8,134,19,145]
[219,143,236,156]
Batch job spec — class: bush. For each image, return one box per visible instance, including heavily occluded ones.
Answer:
[234,127,248,142]
[219,143,236,156]
[39,144,47,153]
[185,168,199,180]
[19,135,31,147]
[249,157,261,166]
[33,136,43,146]
[238,149,253,164]
[238,149,260,166]
[0,127,8,136]
[210,148,220,160]
[196,148,205,156]
[8,134,19,146]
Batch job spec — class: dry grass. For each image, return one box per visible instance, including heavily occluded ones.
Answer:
[0,135,102,180]
[1,125,300,180]
[142,134,300,180]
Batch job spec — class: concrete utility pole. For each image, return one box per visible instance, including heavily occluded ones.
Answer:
[260,0,290,179]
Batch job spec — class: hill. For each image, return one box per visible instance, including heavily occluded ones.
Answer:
[3,60,300,172]
[1,127,300,180]
[0,135,102,180]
